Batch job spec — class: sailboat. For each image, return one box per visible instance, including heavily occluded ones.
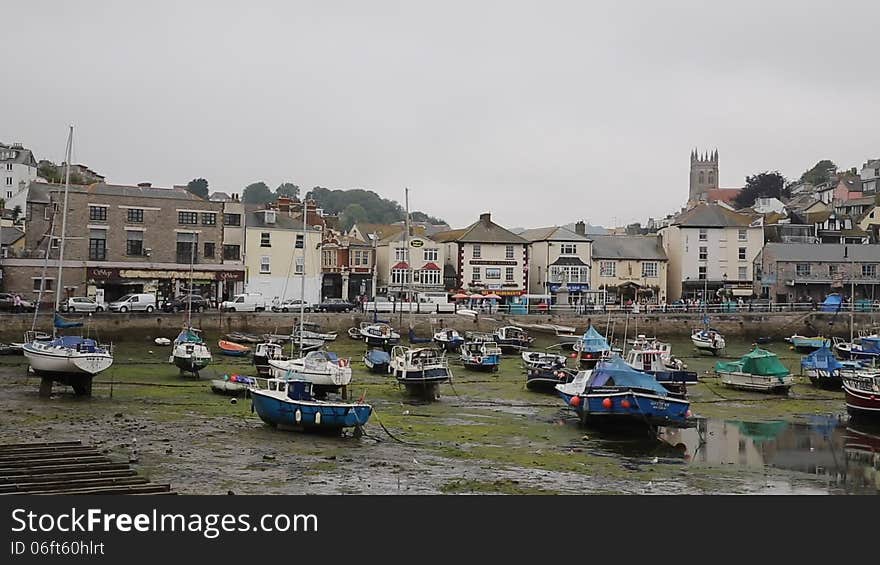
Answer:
[170,234,212,376]
[22,126,114,396]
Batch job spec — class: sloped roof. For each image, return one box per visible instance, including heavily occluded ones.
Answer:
[590,235,667,260]
[0,144,37,167]
[0,226,24,246]
[351,223,404,241]
[209,192,232,202]
[433,214,527,244]
[703,188,742,205]
[247,210,308,230]
[519,225,591,242]
[29,181,208,202]
[805,210,833,224]
[674,203,755,228]
[431,228,467,243]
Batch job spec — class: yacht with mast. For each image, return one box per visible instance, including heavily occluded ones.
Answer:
[22,126,114,395]
[170,232,212,376]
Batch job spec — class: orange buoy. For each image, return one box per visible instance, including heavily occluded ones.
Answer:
[602,397,613,409]
[569,396,581,407]
[621,399,631,409]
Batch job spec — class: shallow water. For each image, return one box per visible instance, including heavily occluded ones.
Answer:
[1,327,876,494]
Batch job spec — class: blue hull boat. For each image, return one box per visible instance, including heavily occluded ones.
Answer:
[363,348,391,374]
[556,357,694,430]
[787,335,830,352]
[251,379,372,432]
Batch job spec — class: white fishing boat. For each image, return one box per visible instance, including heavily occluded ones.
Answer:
[433,328,465,351]
[389,346,452,398]
[493,326,534,353]
[268,350,353,394]
[359,322,401,348]
[691,328,726,355]
[521,351,567,370]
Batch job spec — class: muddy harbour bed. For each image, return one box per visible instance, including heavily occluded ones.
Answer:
[2,329,878,495]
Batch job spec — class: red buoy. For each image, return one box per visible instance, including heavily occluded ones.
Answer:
[686,410,693,418]
[569,396,581,407]
[570,353,578,359]
[621,399,631,409]
[602,397,612,409]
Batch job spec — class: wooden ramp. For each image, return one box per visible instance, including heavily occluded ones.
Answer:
[0,440,174,495]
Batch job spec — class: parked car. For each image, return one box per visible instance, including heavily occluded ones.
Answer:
[108,293,157,313]
[60,296,104,313]
[0,293,35,312]
[272,298,312,313]
[220,292,268,312]
[162,294,212,313]
[315,298,356,313]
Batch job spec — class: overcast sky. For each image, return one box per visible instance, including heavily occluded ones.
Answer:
[4,1,879,228]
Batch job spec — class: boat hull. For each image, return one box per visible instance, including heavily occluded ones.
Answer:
[843,378,880,422]
[461,355,500,371]
[210,380,251,396]
[557,388,693,429]
[23,343,113,376]
[251,389,372,431]
[267,361,353,388]
[717,371,794,393]
[526,368,570,392]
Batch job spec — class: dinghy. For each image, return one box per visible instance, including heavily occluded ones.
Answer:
[210,374,256,396]
[218,340,251,357]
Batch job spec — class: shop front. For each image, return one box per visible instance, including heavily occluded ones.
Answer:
[86,267,245,305]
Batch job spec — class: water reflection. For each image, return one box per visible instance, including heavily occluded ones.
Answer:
[648,416,880,494]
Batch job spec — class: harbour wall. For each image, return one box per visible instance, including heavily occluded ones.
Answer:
[1,311,877,341]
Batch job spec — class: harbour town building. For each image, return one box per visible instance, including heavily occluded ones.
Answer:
[520,222,592,305]
[589,235,668,305]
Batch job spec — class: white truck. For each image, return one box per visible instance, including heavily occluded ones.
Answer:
[220,292,268,312]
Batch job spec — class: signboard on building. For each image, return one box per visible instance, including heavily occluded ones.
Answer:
[409,239,425,248]
[87,267,244,282]
[549,284,589,293]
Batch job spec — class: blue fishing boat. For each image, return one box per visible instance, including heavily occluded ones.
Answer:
[250,379,372,433]
[572,325,611,368]
[433,328,465,352]
[556,357,694,430]
[787,334,830,352]
[460,340,502,372]
[363,348,391,373]
[835,336,880,361]
[801,345,862,390]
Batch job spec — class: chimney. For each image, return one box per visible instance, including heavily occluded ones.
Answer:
[137,182,151,188]
[574,221,586,236]
[479,212,491,226]
[277,196,291,214]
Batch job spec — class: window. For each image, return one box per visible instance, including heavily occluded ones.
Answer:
[353,250,369,266]
[204,242,215,258]
[829,264,838,277]
[295,256,304,275]
[738,266,748,280]
[600,261,616,277]
[260,232,271,247]
[126,231,144,256]
[178,211,198,225]
[862,264,877,278]
[50,237,59,249]
[6,177,12,186]
[5,163,11,170]
[423,248,438,261]
[642,262,658,278]
[486,268,502,280]
[223,244,241,260]
[394,247,408,261]
[89,206,107,221]
[176,232,198,263]
[127,208,144,223]
[698,266,707,280]
[505,267,515,281]
[295,234,304,249]
[699,228,707,241]
[260,256,270,273]
[738,247,747,261]
[699,246,708,261]
[738,229,747,241]
[223,213,241,226]
[89,229,106,261]
[33,278,54,291]
[419,269,441,285]
[796,264,811,277]
[6,191,11,199]
[391,268,411,285]
[201,213,217,226]
[472,267,481,281]
[560,243,577,255]
[472,244,481,259]
[505,245,515,260]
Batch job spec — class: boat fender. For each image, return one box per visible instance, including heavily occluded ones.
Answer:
[476,356,482,364]
[338,358,349,368]
[315,411,321,425]
[295,409,302,423]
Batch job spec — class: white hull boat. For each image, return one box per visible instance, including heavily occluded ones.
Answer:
[691,329,725,355]
[268,350,352,389]
[23,337,113,375]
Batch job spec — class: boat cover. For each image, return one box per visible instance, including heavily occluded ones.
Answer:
[801,345,843,371]
[820,293,843,313]
[176,329,203,343]
[54,313,83,329]
[861,337,880,354]
[716,347,790,377]
[585,357,669,396]
[365,349,391,364]
[579,325,610,352]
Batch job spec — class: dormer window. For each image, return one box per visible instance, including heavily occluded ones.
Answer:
[264,210,276,224]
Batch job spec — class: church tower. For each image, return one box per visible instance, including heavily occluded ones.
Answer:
[689,149,719,202]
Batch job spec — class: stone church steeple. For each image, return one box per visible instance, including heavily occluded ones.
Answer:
[689,148,719,202]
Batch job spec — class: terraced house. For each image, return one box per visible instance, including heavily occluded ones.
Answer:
[590,235,668,305]
[520,221,593,305]
[1,181,245,305]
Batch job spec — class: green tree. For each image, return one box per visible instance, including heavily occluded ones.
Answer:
[275,182,300,199]
[11,205,22,223]
[341,203,369,230]
[242,181,274,204]
[800,160,837,186]
[186,178,209,199]
[734,171,788,209]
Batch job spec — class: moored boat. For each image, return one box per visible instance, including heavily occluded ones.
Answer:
[433,328,465,352]
[623,347,698,395]
[492,326,533,353]
[842,371,880,423]
[834,336,880,361]
[389,346,453,398]
[691,328,726,355]
[787,334,830,353]
[250,378,372,434]
[800,344,850,389]
[572,325,612,368]
[521,351,567,371]
[555,357,694,430]
[210,374,256,396]
[460,340,502,372]
[714,347,794,393]
[170,327,212,376]
[268,350,352,396]
[359,322,401,349]
[218,339,251,357]
[253,341,286,375]
[224,332,262,344]
[363,348,391,373]
[526,366,573,392]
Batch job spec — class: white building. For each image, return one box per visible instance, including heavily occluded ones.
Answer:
[659,203,764,301]
[1,142,38,212]
[861,159,880,195]
[519,222,592,304]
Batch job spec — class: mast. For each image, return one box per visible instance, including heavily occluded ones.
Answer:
[405,188,411,325]
[299,195,307,353]
[850,247,855,343]
[187,228,195,328]
[53,126,74,320]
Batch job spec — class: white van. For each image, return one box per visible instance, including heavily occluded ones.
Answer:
[221,293,267,312]
[108,293,157,313]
